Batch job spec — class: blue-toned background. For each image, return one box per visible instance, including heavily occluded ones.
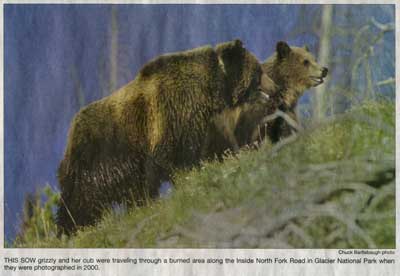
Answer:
[4,4,395,242]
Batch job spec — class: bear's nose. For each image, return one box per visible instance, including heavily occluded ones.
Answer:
[322,67,328,77]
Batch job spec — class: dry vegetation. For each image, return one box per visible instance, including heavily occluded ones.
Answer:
[13,101,395,248]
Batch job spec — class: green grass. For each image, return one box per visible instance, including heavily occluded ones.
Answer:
[13,100,395,248]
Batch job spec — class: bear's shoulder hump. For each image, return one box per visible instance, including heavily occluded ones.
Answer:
[138,45,216,78]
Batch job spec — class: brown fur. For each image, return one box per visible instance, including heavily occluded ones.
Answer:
[262,41,328,142]
[210,41,328,146]
[57,40,327,234]
[57,40,273,233]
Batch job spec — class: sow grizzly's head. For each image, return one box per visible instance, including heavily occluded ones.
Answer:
[263,41,328,107]
[215,39,276,107]
[206,40,278,153]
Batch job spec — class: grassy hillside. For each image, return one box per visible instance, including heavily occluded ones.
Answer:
[14,101,395,248]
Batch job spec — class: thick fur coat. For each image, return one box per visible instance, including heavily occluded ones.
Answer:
[57,40,273,233]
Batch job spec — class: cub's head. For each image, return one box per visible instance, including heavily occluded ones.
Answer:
[265,41,328,94]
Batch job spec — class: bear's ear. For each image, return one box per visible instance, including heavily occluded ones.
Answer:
[276,41,291,59]
[303,45,310,52]
[216,39,259,105]
[232,39,243,49]
[216,39,244,59]
[215,39,246,80]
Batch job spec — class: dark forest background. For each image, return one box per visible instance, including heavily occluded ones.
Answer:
[4,4,395,242]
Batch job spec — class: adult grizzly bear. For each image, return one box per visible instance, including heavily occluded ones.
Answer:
[56,40,274,233]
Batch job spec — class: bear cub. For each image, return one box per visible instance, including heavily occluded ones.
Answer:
[261,41,328,142]
[217,41,328,148]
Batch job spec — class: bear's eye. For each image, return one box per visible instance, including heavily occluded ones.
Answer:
[303,59,310,66]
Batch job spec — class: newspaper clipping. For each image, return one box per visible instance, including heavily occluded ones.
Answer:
[1,0,398,275]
